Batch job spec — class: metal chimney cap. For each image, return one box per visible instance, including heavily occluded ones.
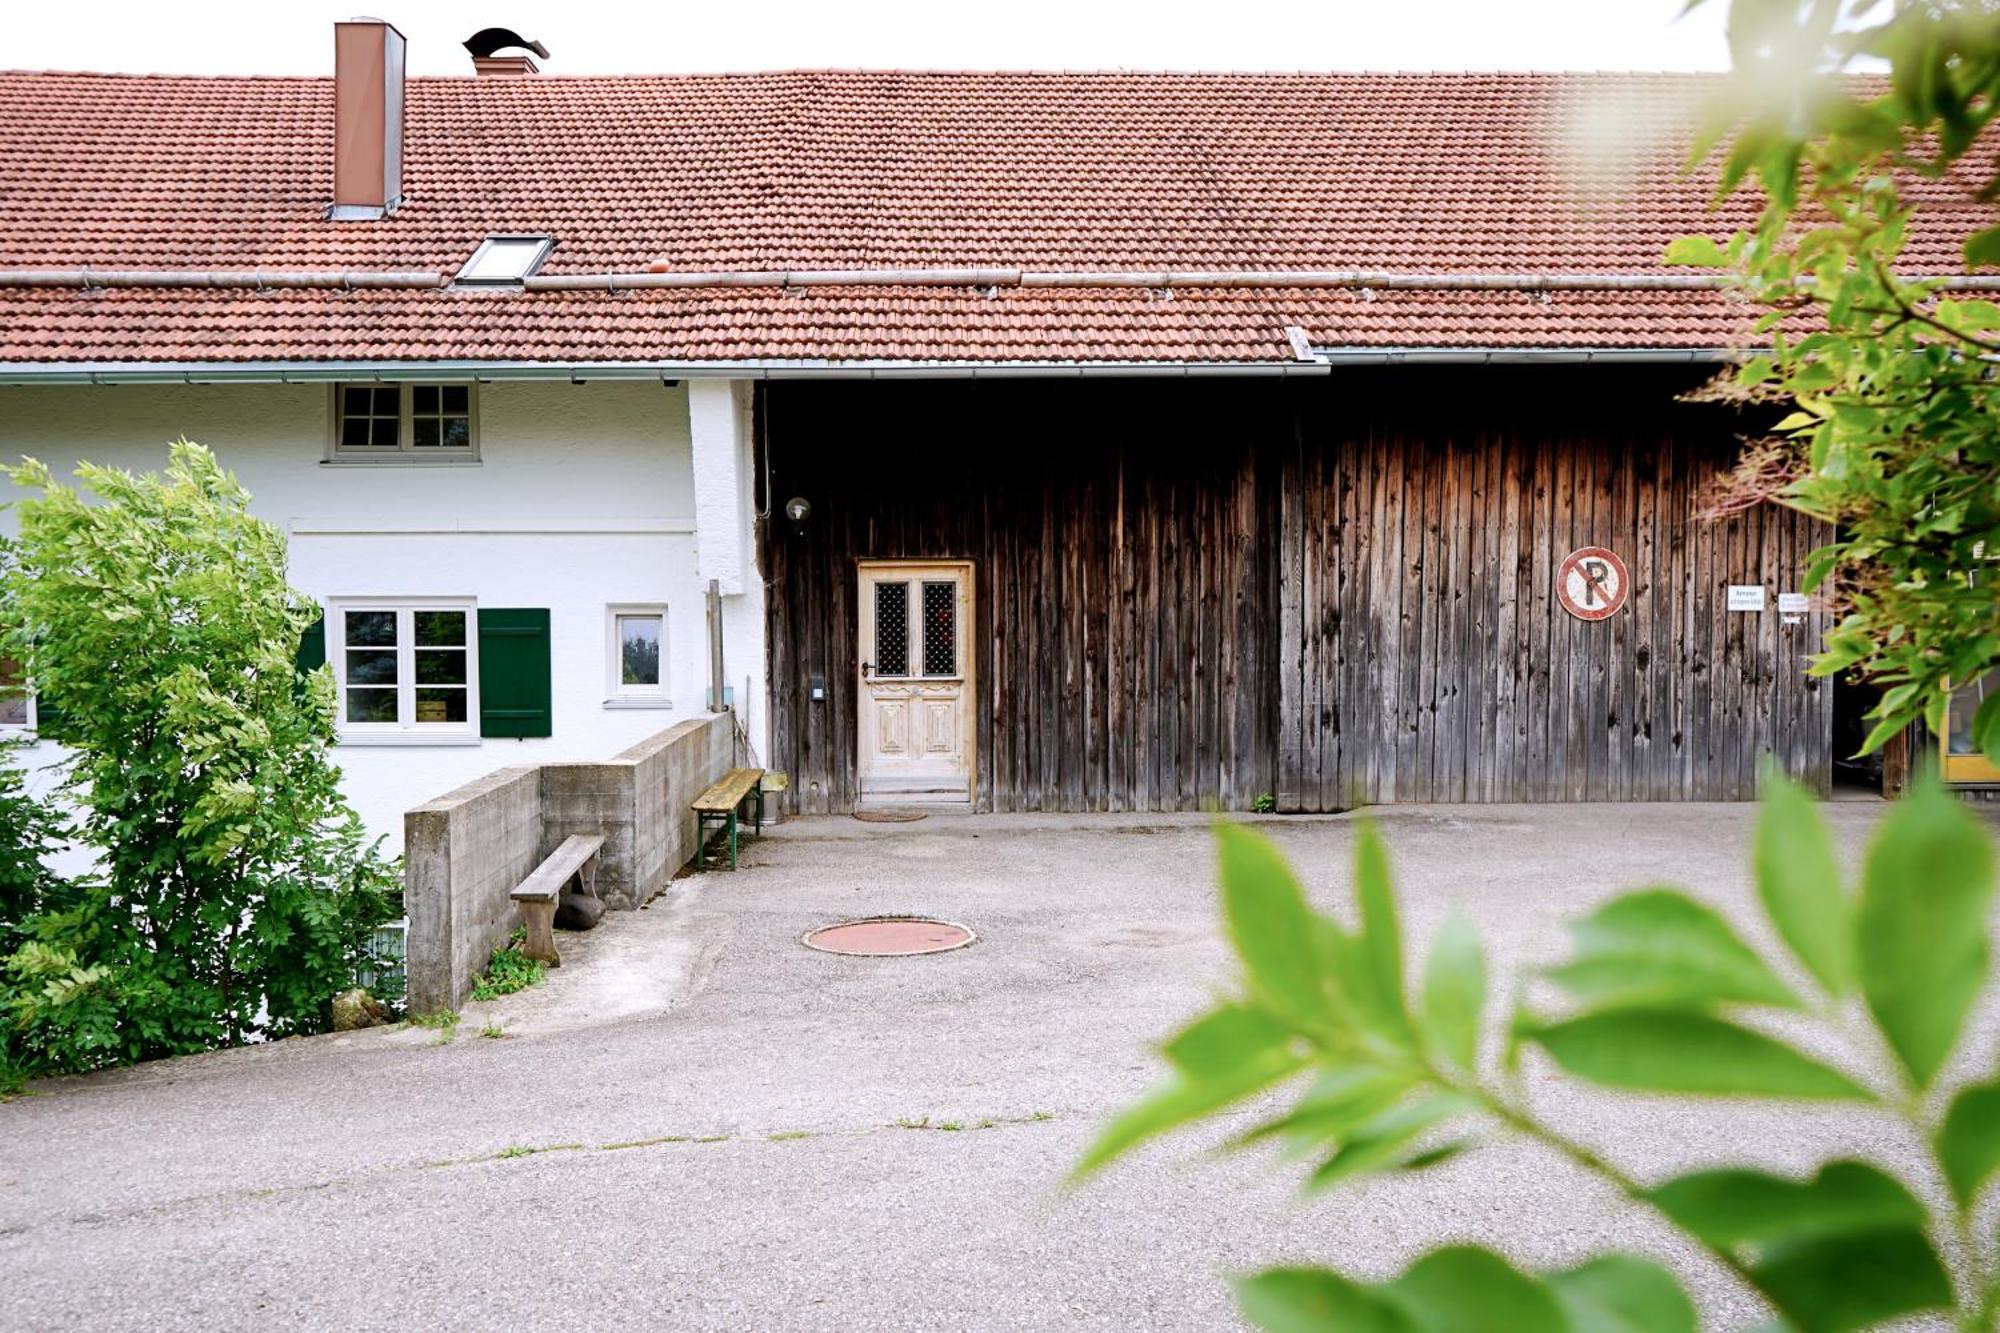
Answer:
[463,27,550,59]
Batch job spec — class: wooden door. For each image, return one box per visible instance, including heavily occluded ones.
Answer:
[857,561,974,804]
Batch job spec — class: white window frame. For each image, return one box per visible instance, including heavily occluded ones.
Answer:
[604,603,670,709]
[328,598,482,746]
[326,383,481,463]
[455,234,557,286]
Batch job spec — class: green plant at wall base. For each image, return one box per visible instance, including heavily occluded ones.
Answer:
[1075,779,1999,1331]
[1253,792,1278,814]
[0,442,399,1074]
[1673,0,2000,761]
[470,944,545,1002]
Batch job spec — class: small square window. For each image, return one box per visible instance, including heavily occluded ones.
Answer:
[330,384,478,460]
[605,605,668,707]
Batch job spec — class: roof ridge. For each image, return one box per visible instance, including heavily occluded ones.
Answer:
[0,66,1735,82]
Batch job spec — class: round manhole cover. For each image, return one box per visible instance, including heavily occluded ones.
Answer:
[853,809,928,824]
[802,916,975,956]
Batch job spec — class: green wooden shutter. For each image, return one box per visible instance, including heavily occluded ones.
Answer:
[478,608,552,738]
[296,615,327,672]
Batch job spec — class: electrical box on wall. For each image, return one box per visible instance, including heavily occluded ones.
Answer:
[809,674,827,702]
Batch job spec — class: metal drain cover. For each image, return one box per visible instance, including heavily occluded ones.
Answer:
[802,916,975,956]
[853,809,928,824]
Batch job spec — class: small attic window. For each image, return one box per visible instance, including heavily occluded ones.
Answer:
[456,235,554,285]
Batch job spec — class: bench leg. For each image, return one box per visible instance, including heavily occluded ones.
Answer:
[728,811,739,870]
[752,787,764,837]
[519,899,561,968]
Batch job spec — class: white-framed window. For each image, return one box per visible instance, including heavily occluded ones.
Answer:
[456,234,556,286]
[604,604,669,708]
[328,384,478,460]
[0,653,33,732]
[329,599,480,745]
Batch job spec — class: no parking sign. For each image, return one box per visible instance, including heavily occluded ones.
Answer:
[1558,547,1629,621]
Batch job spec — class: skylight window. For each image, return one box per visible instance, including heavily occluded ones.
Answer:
[455,235,554,285]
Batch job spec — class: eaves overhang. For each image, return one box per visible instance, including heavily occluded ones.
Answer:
[0,348,1737,385]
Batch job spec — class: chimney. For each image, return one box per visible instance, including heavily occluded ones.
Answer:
[464,28,550,77]
[473,54,539,76]
[331,18,406,220]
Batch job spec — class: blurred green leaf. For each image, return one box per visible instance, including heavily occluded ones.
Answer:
[1216,823,1338,1034]
[1858,777,1996,1090]
[1530,1010,1869,1100]
[1353,822,1413,1043]
[1650,1161,1951,1332]
[1545,1255,1698,1333]
[1936,1078,2000,1208]
[1548,889,1798,1012]
[1236,1065,1417,1152]
[1234,1268,1411,1333]
[1753,772,1854,996]
[1073,1004,1306,1179]
[1420,914,1484,1071]
[1965,225,2000,269]
[1305,1093,1476,1192]
[1381,1248,1570,1332]
[1664,235,1729,267]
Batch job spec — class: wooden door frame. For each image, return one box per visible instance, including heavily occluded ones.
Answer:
[855,559,978,806]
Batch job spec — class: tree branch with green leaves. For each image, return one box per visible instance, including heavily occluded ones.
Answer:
[1671,0,2000,762]
[1074,780,1997,1331]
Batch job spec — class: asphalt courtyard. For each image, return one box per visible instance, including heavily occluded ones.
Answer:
[3,801,1993,1331]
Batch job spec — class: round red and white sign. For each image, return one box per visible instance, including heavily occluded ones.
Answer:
[1558,547,1630,621]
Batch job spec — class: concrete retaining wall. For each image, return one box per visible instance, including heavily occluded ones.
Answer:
[404,713,737,1012]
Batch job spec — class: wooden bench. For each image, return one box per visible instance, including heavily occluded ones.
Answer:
[692,767,764,870]
[509,833,605,967]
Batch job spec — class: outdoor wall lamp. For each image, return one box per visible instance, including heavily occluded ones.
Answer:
[784,496,811,533]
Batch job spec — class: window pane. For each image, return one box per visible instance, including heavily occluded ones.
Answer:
[340,417,372,448]
[371,418,399,448]
[1948,672,1997,756]
[874,581,908,676]
[345,610,396,646]
[413,419,441,448]
[345,649,397,686]
[442,385,469,414]
[414,611,465,646]
[0,657,25,726]
[346,688,398,723]
[372,387,398,416]
[619,615,661,686]
[922,580,956,676]
[342,386,373,416]
[415,649,467,686]
[414,687,467,724]
[441,418,470,449]
[412,385,438,414]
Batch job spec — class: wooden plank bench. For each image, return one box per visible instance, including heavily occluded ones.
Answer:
[692,767,764,870]
[509,833,605,967]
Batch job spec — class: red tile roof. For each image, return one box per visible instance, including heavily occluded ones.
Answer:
[0,69,1987,365]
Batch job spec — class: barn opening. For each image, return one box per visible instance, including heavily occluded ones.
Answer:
[760,367,1831,814]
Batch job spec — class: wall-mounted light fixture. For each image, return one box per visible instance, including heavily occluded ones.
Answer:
[784,496,811,535]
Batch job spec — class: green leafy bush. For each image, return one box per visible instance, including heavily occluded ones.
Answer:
[1077,778,1998,1331]
[0,442,399,1074]
[470,936,546,1002]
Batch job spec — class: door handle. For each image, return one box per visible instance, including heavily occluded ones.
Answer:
[861,661,875,678]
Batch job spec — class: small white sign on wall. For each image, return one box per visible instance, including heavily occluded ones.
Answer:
[1727,585,1768,613]
[1777,592,1810,615]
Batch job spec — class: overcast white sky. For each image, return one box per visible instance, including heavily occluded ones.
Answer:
[16,1,1735,76]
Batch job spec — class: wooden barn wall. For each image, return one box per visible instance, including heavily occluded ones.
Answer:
[762,370,1834,814]
[762,380,1282,815]
[1276,369,1835,806]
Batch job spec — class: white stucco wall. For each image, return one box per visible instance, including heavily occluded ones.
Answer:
[0,380,766,853]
